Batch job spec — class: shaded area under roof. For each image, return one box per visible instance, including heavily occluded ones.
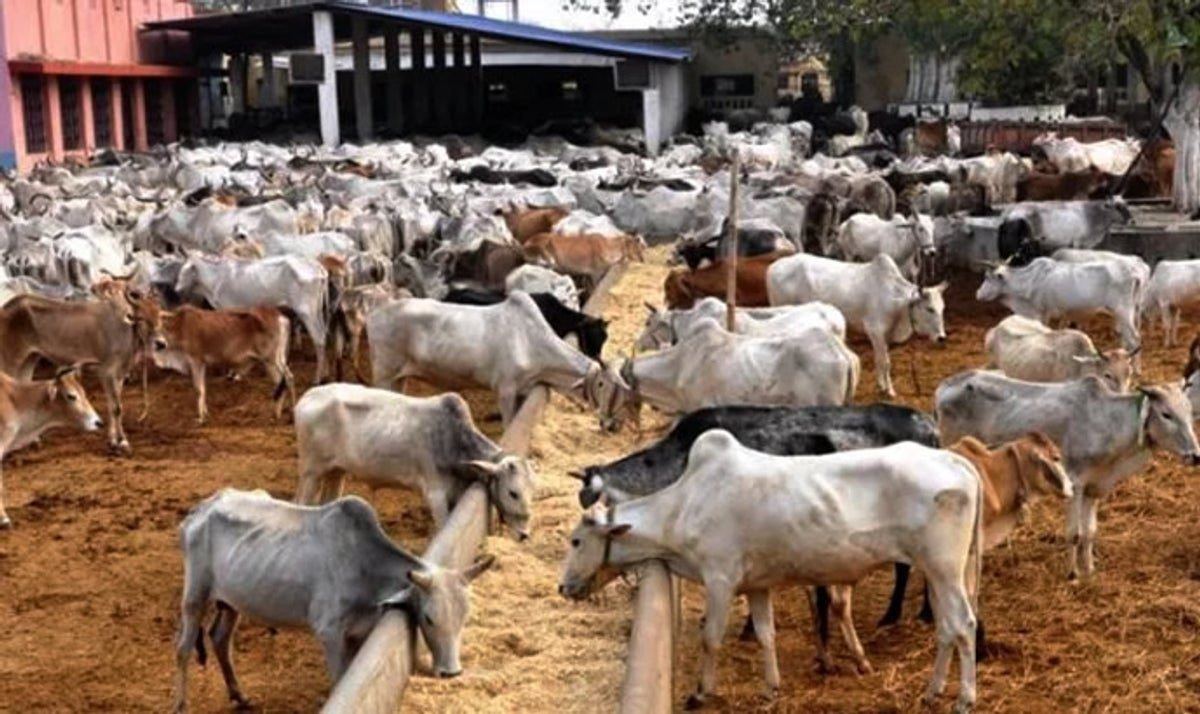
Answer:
[145,1,690,62]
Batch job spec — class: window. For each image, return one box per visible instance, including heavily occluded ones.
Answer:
[561,80,580,102]
[59,77,84,151]
[91,79,113,148]
[478,0,517,21]
[700,74,755,98]
[20,75,48,154]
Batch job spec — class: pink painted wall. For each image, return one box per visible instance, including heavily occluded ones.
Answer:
[5,0,192,63]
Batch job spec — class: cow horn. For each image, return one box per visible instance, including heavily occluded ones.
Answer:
[643,301,658,313]
[1129,344,1143,357]
[567,469,588,482]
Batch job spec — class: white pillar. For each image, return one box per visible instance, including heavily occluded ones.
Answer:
[313,10,340,147]
[641,88,661,156]
[260,52,276,109]
[352,16,373,142]
[385,29,402,133]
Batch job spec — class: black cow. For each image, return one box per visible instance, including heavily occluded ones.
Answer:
[675,218,790,270]
[449,165,557,187]
[996,216,1043,266]
[573,403,943,644]
[442,288,608,360]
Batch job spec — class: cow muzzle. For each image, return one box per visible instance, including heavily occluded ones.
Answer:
[436,668,463,679]
[87,416,104,432]
[558,580,591,601]
[1184,452,1200,467]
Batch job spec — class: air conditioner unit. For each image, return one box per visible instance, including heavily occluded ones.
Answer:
[289,54,325,85]
[614,59,652,90]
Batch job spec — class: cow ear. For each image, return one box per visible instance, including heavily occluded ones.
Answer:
[1071,355,1100,365]
[462,554,496,582]
[462,460,500,482]
[603,523,632,538]
[379,587,414,611]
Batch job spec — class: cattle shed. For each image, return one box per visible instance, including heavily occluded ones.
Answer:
[145,2,690,154]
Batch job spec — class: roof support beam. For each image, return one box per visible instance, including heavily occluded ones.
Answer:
[313,10,340,147]
[352,15,373,142]
[410,29,427,131]
[432,31,447,130]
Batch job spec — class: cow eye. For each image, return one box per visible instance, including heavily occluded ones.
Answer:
[66,393,77,402]
[1163,411,1175,422]
[508,489,519,499]
[571,538,581,548]
[424,614,434,626]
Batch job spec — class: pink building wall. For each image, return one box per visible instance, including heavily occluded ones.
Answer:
[3,0,194,172]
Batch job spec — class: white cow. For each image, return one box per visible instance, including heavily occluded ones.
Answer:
[936,371,1199,578]
[175,255,332,381]
[1141,259,1200,346]
[976,258,1141,351]
[605,322,859,426]
[256,231,357,260]
[768,253,948,397]
[366,292,626,428]
[635,297,846,351]
[172,489,494,713]
[559,433,982,712]
[294,385,533,537]
[835,211,936,281]
[504,264,580,310]
[1033,133,1141,175]
[984,315,1136,391]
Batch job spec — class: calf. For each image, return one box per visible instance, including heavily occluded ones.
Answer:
[884,433,1072,636]
[984,315,1136,391]
[443,288,609,360]
[500,206,568,244]
[768,253,948,397]
[154,306,295,423]
[295,385,533,537]
[976,258,1141,351]
[560,434,982,713]
[1141,259,1200,346]
[835,210,936,282]
[523,232,644,286]
[663,251,788,309]
[0,280,165,453]
[936,370,1199,578]
[0,368,102,528]
[172,489,494,713]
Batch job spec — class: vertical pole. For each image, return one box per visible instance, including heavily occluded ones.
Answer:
[313,10,340,147]
[385,29,402,134]
[132,79,148,151]
[110,78,125,151]
[725,153,741,331]
[80,78,95,153]
[45,76,64,162]
[352,16,373,142]
[470,34,483,130]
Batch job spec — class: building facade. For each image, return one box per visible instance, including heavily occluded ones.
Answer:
[0,0,197,172]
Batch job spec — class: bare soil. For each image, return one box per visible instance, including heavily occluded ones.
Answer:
[1,246,1198,713]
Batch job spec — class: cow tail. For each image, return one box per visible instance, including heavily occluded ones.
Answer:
[275,314,293,399]
[969,465,984,614]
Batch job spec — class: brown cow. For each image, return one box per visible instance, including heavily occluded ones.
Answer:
[0,368,102,528]
[153,306,295,424]
[500,206,569,244]
[663,251,789,309]
[523,232,644,286]
[1016,167,1110,201]
[0,280,164,453]
[1124,137,1175,199]
[331,283,411,382]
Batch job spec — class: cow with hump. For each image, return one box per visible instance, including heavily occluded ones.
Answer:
[936,370,1200,579]
[0,368,103,529]
[367,292,628,429]
[560,432,983,713]
[984,315,1136,391]
[294,384,534,540]
[767,253,947,397]
[171,488,495,713]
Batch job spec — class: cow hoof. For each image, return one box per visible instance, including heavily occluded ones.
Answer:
[0,515,12,530]
[855,660,874,676]
[813,656,834,675]
[952,698,975,714]
[109,440,131,456]
[684,694,707,710]
[877,612,901,628]
[231,696,255,712]
[739,619,757,642]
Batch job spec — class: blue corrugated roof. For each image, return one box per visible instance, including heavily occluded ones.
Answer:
[146,2,689,63]
[319,2,689,62]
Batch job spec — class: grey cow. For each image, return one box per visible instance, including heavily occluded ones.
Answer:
[172,489,494,713]
[936,371,1199,579]
[294,384,534,539]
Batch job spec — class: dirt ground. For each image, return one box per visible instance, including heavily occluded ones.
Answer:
[2,246,1200,713]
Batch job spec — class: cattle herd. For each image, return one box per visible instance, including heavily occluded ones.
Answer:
[0,111,1197,713]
